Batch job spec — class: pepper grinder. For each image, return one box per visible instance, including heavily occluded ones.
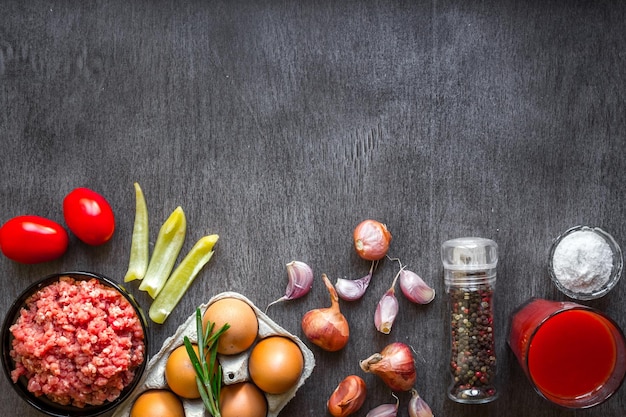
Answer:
[441,237,498,404]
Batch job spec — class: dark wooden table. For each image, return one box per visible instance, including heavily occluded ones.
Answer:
[2,1,626,416]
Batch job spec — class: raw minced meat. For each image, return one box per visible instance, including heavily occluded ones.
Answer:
[9,276,145,408]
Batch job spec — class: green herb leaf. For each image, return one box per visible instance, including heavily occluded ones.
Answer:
[185,307,230,417]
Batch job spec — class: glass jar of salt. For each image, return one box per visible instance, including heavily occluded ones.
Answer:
[549,226,623,300]
[442,237,498,404]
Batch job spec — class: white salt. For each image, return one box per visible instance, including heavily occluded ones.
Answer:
[552,230,614,294]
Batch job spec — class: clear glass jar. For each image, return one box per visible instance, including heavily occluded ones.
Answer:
[441,237,498,403]
[548,225,623,300]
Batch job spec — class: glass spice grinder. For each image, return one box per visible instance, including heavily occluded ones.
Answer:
[441,237,498,403]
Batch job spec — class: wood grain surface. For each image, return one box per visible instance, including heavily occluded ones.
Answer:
[2,1,626,416]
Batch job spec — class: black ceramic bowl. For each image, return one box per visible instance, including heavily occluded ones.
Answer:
[1,271,148,417]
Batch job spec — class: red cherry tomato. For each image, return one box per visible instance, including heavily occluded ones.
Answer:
[63,188,115,245]
[0,215,69,263]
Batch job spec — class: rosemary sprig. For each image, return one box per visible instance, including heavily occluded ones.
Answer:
[184,307,230,417]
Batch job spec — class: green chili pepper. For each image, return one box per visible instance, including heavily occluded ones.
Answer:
[124,183,149,282]
[139,206,186,298]
[149,234,219,324]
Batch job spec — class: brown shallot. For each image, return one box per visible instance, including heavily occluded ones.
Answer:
[266,260,314,312]
[301,274,350,351]
[360,342,416,392]
[353,219,392,261]
[408,389,434,417]
[327,375,367,417]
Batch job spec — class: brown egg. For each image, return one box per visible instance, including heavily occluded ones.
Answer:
[248,336,304,394]
[202,297,258,355]
[165,344,200,399]
[220,382,268,417]
[130,389,185,417]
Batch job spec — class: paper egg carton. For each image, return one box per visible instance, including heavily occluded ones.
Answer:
[112,291,315,417]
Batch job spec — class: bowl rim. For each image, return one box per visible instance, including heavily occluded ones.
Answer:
[1,271,149,417]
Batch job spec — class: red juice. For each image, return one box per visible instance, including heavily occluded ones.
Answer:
[508,298,626,408]
[528,309,616,399]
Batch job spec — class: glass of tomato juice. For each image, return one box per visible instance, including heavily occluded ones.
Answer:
[508,298,626,408]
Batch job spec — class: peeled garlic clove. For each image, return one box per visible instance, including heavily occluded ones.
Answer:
[375,286,399,334]
[360,342,416,392]
[266,260,313,311]
[327,375,367,417]
[399,269,435,304]
[408,389,434,417]
[366,394,399,417]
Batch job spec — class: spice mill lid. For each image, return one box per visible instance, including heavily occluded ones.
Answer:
[441,237,498,272]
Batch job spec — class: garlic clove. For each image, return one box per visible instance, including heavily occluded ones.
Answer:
[266,260,314,312]
[366,403,398,417]
[366,394,399,417]
[399,269,435,304]
[336,260,377,301]
[336,272,371,301]
[375,287,399,334]
[284,260,314,299]
[408,389,434,417]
